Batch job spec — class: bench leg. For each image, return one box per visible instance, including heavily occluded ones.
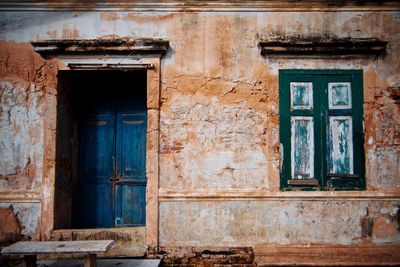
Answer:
[23,255,37,267]
[84,254,97,267]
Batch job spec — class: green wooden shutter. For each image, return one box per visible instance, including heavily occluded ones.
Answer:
[279,70,365,191]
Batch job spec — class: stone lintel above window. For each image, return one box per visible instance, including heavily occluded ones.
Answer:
[259,37,388,57]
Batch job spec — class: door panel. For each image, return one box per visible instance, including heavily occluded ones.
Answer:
[75,114,115,228]
[114,94,147,226]
[76,183,114,227]
[115,184,146,226]
[118,114,147,181]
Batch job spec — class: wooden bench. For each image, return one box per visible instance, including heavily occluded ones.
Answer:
[1,240,115,267]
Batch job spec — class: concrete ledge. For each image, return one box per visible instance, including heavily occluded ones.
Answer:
[0,191,41,203]
[254,244,400,266]
[159,188,400,201]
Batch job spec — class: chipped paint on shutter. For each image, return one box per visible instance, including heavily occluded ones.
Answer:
[291,117,314,179]
[328,82,352,109]
[290,82,313,110]
[328,116,354,174]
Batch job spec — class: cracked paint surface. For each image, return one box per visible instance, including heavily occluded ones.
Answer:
[0,82,43,190]
[160,200,400,246]
[0,203,40,244]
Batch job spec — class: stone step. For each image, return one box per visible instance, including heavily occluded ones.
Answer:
[37,259,161,267]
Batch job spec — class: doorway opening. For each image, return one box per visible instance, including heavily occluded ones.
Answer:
[54,70,147,229]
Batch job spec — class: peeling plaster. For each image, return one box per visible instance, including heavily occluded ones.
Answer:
[0,203,40,243]
[160,201,400,246]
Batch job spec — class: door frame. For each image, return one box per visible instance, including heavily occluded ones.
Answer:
[34,39,168,248]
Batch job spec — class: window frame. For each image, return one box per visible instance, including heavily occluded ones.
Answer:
[279,69,365,191]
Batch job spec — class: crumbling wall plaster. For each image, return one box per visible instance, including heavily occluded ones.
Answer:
[0,41,57,193]
[363,67,400,189]
[0,203,40,244]
[0,42,52,191]
[160,201,400,246]
[0,81,43,191]
[160,96,269,189]
[0,41,58,242]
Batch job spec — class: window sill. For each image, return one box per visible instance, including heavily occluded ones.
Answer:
[287,179,319,186]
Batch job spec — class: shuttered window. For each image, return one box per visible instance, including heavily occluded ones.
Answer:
[279,70,365,190]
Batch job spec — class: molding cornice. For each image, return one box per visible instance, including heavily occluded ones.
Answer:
[1,1,400,12]
[259,37,388,57]
[32,38,170,57]
[0,191,41,203]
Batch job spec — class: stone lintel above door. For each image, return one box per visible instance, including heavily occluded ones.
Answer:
[31,38,169,70]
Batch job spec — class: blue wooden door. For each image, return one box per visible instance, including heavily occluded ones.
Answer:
[75,87,146,228]
[75,94,116,228]
[114,94,147,226]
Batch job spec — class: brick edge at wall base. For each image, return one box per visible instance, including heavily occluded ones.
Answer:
[147,244,400,266]
[254,244,400,266]
[147,246,255,266]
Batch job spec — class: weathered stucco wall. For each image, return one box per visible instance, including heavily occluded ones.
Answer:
[0,7,399,251]
[160,200,400,246]
[0,43,45,192]
[0,41,57,244]
[0,203,40,244]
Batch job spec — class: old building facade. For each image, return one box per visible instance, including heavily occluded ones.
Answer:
[0,1,399,265]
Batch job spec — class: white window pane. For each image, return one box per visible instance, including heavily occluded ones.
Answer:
[291,117,314,179]
[328,116,354,174]
[290,82,313,110]
[328,82,352,109]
